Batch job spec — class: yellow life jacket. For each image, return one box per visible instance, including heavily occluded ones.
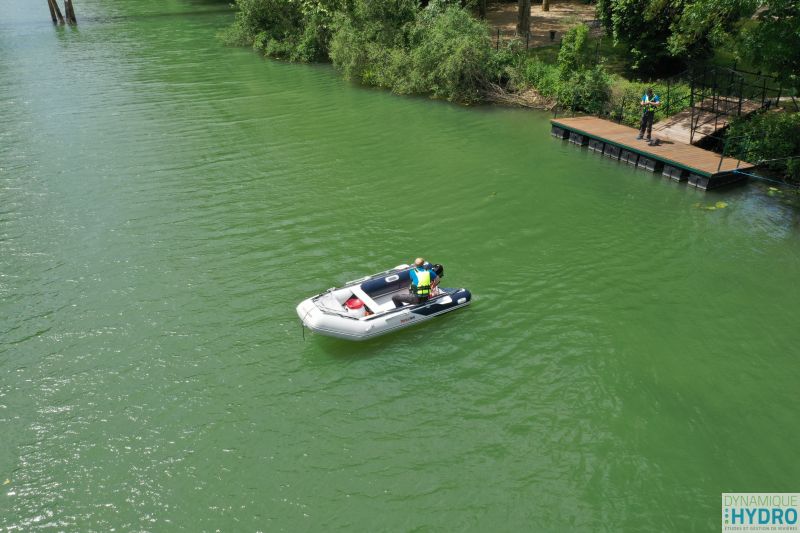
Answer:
[412,268,431,297]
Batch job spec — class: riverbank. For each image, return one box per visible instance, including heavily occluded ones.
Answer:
[223,0,799,183]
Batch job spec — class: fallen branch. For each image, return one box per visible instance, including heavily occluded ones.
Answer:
[483,82,556,110]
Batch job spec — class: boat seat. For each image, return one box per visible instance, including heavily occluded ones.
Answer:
[350,286,383,315]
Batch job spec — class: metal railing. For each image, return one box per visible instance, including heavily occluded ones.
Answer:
[554,65,788,145]
[685,65,786,143]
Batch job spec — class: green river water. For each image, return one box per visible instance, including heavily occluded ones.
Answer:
[2,1,799,531]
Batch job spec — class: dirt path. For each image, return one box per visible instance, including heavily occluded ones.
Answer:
[486,0,600,47]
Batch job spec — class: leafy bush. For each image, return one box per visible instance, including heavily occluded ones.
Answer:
[492,21,610,112]
[558,65,612,114]
[329,1,493,102]
[226,0,493,101]
[490,38,528,85]
[407,5,494,100]
[726,111,800,181]
[508,57,611,113]
[327,13,373,81]
[557,23,588,78]
[337,0,418,46]
[516,58,560,97]
[223,0,338,61]
[223,0,303,48]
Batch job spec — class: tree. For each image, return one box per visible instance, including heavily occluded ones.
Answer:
[223,0,344,60]
[517,0,531,35]
[328,0,494,102]
[668,0,798,86]
[740,0,800,88]
[727,111,800,181]
[596,0,692,74]
[668,0,757,59]
[599,0,796,79]
[543,0,550,12]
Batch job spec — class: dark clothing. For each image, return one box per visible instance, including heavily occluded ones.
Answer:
[639,110,655,139]
[639,109,655,137]
[393,264,439,308]
[392,293,426,308]
[639,92,659,139]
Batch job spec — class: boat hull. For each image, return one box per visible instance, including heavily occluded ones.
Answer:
[297,284,472,341]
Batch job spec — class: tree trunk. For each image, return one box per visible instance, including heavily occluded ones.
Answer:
[517,0,531,36]
[543,0,550,12]
[478,0,487,19]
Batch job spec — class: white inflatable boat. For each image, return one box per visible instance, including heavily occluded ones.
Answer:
[296,264,472,341]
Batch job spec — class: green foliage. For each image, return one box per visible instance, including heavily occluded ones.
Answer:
[668,0,757,58]
[223,0,302,48]
[739,0,800,89]
[407,5,494,100]
[490,38,527,84]
[515,58,561,97]
[498,21,612,114]
[223,0,339,61]
[225,0,493,102]
[326,13,372,81]
[224,0,700,111]
[505,22,612,114]
[598,0,798,83]
[510,40,612,114]
[334,0,418,47]
[595,0,688,74]
[595,0,754,74]
[726,111,800,181]
[557,23,589,77]
[329,1,493,102]
[558,65,613,114]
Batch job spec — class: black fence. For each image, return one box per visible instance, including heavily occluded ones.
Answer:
[490,28,558,51]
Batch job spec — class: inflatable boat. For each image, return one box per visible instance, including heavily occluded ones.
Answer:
[296,264,472,341]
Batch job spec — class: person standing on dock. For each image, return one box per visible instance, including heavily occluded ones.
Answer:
[637,87,660,142]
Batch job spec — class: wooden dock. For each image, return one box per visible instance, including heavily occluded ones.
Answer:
[652,97,762,145]
[550,116,753,190]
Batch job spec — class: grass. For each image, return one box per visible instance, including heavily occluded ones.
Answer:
[527,35,632,78]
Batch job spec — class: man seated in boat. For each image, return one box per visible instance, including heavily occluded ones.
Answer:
[392,258,438,308]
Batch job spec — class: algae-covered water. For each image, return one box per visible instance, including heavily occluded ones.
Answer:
[1,0,799,530]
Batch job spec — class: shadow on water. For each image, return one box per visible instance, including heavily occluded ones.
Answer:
[77,8,233,24]
[185,0,232,5]
[733,182,800,229]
